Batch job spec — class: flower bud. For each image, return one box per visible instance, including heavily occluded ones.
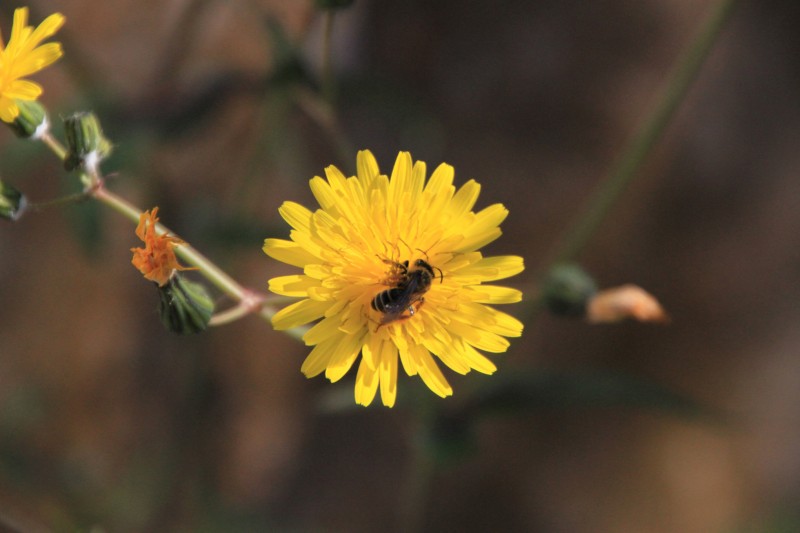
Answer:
[63,112,112,172]
[542,263,597,317]
[0,180,27,221]
[587,285,669,324]
[7,100,49,139]
[157,275,214,335]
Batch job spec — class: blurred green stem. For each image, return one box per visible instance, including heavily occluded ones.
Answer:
[293,87,355,168]
[37,132,308,339]
[400,445,435,533]
[399,402,437,533]
[547,0,739,267]
[321,10,335,105]
[402,0,739,527]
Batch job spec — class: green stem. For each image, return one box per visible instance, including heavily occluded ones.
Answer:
[321,10,335,105]
[90,184,302,335]
[547,0,738,266]
[398,406,437,533]
[293,87,355,168]
[37,130,309,340]
[40,130,67,160]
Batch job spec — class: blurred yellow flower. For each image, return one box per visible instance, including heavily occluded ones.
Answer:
[131,208,194,287]
[0,7,64,123]
[264,150,524,407]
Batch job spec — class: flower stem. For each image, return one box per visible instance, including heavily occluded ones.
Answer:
[90,184,306,335]
[321,10,335,105]
[40,130,67,161]
[547,0,739,267]
[36,129,308,339]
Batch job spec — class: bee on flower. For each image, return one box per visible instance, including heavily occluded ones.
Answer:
[264,150,524,407]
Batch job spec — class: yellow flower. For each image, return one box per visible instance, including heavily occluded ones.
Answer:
[264,150,524,407]
[0,7,65,123]
[131,208,195,286]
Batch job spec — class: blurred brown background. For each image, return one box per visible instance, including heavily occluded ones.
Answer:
[1,0,799,531]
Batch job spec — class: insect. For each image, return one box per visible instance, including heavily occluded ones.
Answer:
[371,258,443,328]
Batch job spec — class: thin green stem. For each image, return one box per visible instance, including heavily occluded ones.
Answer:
[398,404,437,533]
[293,87,355,168]
[321,10,335,105]
[28,191,89,211]
[40,130,67,160]
[36,128,308,340]
[546,0,739,267]
[91,184,298,333]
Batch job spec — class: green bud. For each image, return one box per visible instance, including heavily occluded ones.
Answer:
[0,180,27,221]
[7,100,49,139]
[542,263,597,317]
[157,275,215,335]
[315,0,355,9]
[63,112,112,172]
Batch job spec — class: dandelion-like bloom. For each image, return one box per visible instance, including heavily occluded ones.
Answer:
[264,150,524,407]
[0,8,64,123]
[131,208,194,286]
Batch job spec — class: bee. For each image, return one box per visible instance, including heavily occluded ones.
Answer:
[371,258,443,328]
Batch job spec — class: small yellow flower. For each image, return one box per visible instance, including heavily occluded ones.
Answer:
[264,150,524,407]
[0,7,65,123]
[131,208,194,286]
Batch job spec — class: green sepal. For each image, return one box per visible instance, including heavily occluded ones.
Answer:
[0,180,27,221]
[7,100,48,139]
[542,263,597,317]
[157,275,214,335]
[63,112,113,171]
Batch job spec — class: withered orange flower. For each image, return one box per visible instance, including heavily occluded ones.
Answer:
[131,207,194,286]
[587,284,669,324]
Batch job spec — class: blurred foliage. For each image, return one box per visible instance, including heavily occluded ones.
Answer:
[424,369,721,463]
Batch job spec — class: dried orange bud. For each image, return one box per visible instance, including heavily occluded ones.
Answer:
[131,207,195,286]
[587,284,669,324]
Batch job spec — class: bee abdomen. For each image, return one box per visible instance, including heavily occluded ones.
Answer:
[371,287,406,313]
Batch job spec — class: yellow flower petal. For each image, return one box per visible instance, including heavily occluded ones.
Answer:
[378,342,399,407]
[0,9,64,123]
[268,274,318,297]
[455,255,525,282]
[278,201,313,232]
[324,332,364,382]
[4,79,42,100]
[355,359,380,407]
[301,338,339,377]
[446,318,512,353]
[466,285,523,304]
[302,314,344,346]
[457,339,497,374]
[271,298,330,330]
[449,179,481,218]
[263,238,319,268]
[356,149,379,188]
[409,343,452,398]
